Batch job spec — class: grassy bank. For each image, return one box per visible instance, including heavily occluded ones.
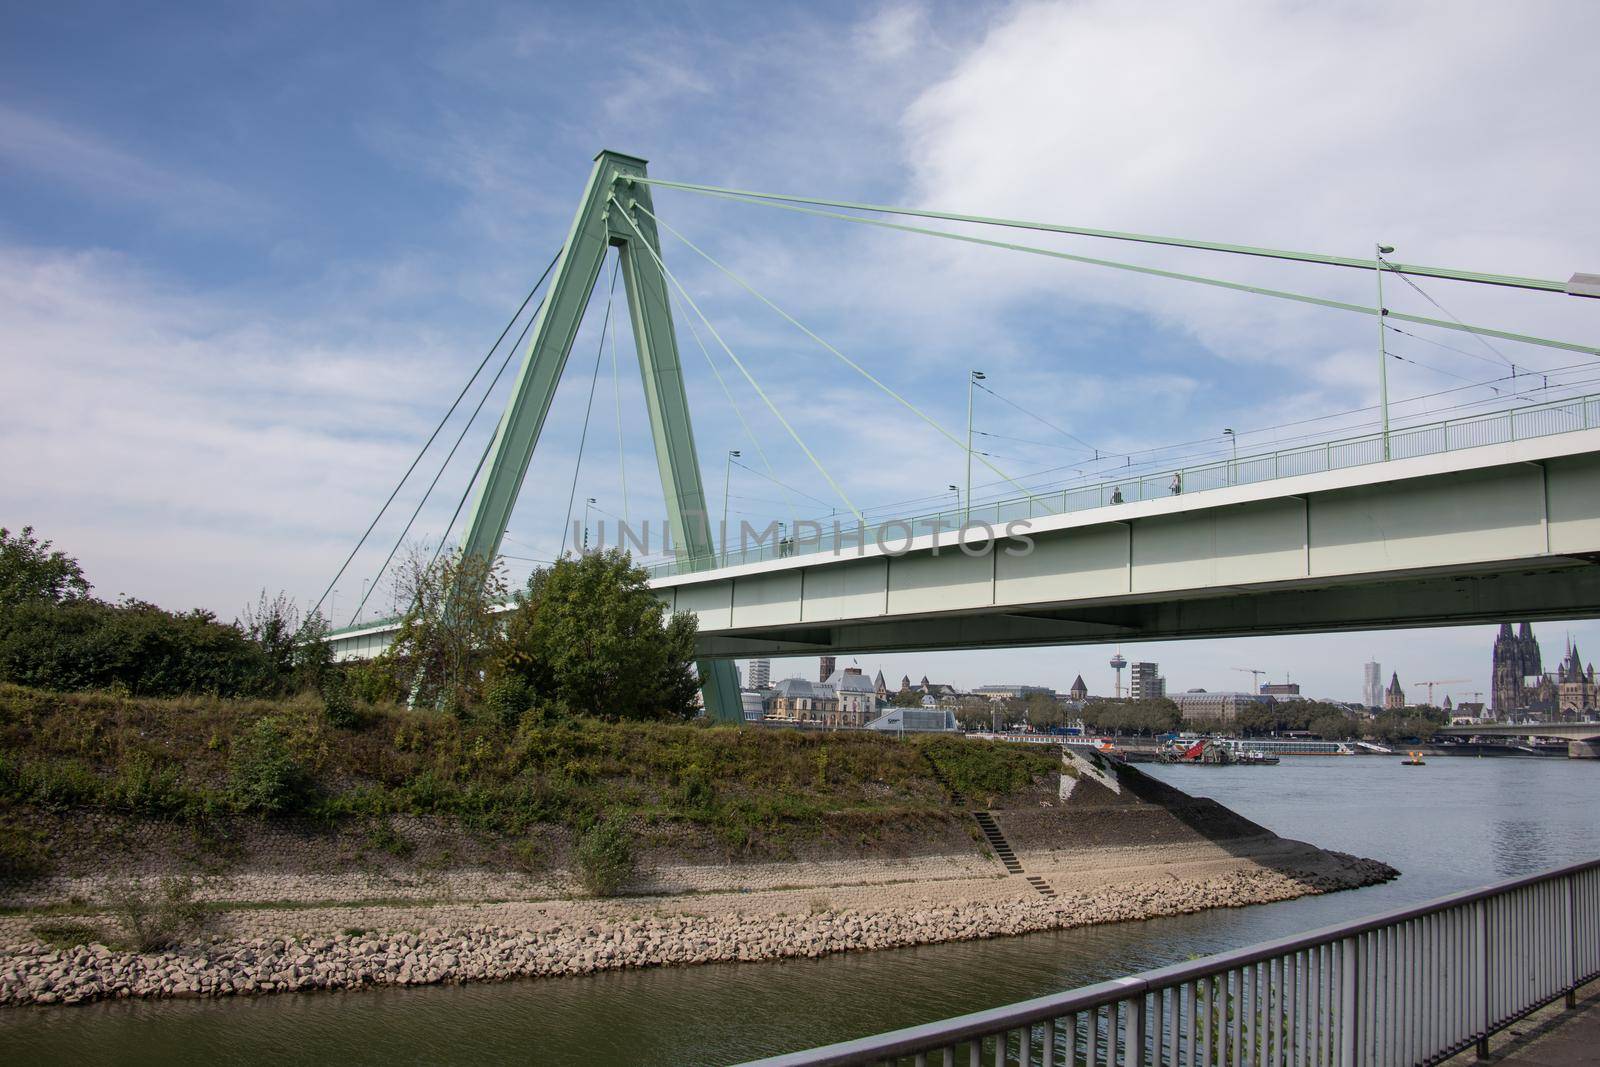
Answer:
[0,684,1057,879]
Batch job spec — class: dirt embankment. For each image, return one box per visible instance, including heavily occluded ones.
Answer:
[0,747,1397,1007]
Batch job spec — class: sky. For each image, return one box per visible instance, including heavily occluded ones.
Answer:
[3,0,1598,704]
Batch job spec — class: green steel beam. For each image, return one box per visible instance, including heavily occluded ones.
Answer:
[634,177,1589,296]
[459,150,742,723]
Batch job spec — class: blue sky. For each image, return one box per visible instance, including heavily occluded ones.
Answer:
[3,1,1598,703]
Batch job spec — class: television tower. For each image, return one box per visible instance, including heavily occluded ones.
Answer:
[1109,651,1128,699]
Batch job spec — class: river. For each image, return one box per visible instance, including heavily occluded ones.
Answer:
[4,754,1597,1065]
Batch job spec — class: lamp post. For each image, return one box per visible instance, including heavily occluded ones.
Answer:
[947,484,960,516]
[1223,428,1237,484]
[1376,243,1395,461]
[722,449,741,564]
[583,497,597,551]
[966,370,986,525]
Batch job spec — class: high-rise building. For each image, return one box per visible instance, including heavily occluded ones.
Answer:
[747,658,771,690]
[819,655,836,684]
[1130,661,1165,701]
[1362,661,1382,708]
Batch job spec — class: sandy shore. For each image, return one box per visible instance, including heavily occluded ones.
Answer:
[0,836,1395,1007]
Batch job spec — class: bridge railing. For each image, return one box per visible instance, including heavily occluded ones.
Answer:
[650,391,1600,578]
[736,857,1600,1067]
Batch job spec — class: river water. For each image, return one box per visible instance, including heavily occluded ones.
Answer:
[4,755,1597,1065]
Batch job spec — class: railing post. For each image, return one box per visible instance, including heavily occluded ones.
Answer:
[1124,995,1144,1067]
[1341,935,1360,1067]
[1567,875,1578,1010]
[1476,898,1490,1059]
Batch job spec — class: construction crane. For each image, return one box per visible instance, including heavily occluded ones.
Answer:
[1411,678,1468,706]
[1232,667,1267,692]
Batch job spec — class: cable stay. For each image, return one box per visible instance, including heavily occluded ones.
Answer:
[633,176,1593,297]
[609,194,863,523]
[632,184,1599,359]
[348,282,549,626]
[668,286,777,479]
[636,201,1045,506]
[312,249,562,622]
[560,254,622,556]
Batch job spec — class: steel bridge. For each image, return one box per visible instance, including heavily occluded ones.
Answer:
[319,150,1600,721]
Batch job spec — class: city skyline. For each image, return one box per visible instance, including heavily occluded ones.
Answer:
[747,619,1600,708]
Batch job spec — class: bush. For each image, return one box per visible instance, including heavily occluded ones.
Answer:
[321,675,359,729]
[483,674,533,729]
[574,816,635,897]
[32,919,109,950]
[0,818,51,882]
[108,752,184,815]
[109,876,208,952]
[228,718,305,813]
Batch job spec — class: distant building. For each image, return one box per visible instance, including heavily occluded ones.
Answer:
[1171,689,1276,725]
[971,684,1056,702]
[825,667,880,727]
[1384,672,1406,710]
[1068,674,1088,701]
[873,669,888,698]
[1261,682,1301,698]
[1362,661,1382,709]
[1130,662,1165,701]
[863,707,961,733]
[740,690,766,721]
[747,658,771,690]
[819,655,836,684]
[764,678,836,724]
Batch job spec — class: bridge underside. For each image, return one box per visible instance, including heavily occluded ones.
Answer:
[685,556,1600,657]
[657,438,1600,659]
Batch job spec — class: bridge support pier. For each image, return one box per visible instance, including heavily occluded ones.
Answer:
[1567,740,1600,759]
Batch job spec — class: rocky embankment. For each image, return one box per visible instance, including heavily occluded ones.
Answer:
[0,855,1395,1007]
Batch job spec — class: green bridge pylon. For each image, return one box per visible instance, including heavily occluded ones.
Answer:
[459,150,743,723]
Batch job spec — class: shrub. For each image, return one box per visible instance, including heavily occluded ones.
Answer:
[108,752,184,815]
[228,718,304,813]
[574,816,635,897]
[321,675,359,729]
[483,674,533,729]
[0,818,51,882]
[109,876,208,952]
[32,919,108,950]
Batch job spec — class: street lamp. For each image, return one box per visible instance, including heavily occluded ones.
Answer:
[583,497,597,551]
[966,370,986,525]
[722,449,741,564]
[1223,428,1237,484]
[1376,243,1395,461]
[947,484,960,515]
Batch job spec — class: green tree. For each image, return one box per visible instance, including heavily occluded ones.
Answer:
[891,688,923,708]
[495,549,700,721]
[384,548,509,711]
[0,526,91,611]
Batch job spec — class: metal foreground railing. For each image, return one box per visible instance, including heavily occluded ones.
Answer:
[651,392,1600,578]
[735,858,1600,1067]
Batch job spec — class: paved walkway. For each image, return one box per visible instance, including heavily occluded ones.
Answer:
[1444,980,1600,1065]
